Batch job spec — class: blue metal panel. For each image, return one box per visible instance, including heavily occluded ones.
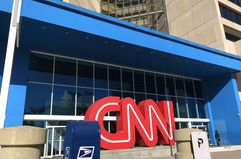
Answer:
[205,74,241,145]
[16,0,241,72]
[4,84,27,127]
[0,0,13,13]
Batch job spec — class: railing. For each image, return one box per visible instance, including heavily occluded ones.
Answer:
[36,116,210,158]
[42,125,66,158]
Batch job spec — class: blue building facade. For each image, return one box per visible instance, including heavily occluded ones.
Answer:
[1,0,241,150]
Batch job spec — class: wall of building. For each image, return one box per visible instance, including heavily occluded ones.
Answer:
[165,0,227,52]
[204,73,241,145]
[63,0,101,12]
[3,48,29,127]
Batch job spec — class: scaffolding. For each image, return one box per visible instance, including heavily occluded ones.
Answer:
[101,0,168,33]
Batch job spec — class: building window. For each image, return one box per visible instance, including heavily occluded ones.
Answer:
[100,0,169,33]
[229,0,241,7]
[28,53,53,83]
[24,83,52,115]
[225,32,241,42]
[25,52,207,120]
[219,4,241,25]
[52,85,75,115]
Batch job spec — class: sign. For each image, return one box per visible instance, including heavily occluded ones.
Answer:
[84,96,175,150]
[191,132,211,159]
[77,146,95,159]
[65,147,70,159]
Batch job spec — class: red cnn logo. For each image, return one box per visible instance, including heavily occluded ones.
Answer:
[85,96,175,150]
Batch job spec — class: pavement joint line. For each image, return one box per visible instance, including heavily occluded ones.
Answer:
[210,145,241,152]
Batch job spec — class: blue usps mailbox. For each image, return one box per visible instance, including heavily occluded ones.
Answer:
[63,121,100,159]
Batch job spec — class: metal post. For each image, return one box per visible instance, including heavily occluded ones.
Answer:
[0,0,22,128]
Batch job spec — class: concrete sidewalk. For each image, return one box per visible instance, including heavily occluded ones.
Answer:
[52,146,241,159]
[157,146,241,159]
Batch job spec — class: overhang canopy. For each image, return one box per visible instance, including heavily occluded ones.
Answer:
[1,0,241,79]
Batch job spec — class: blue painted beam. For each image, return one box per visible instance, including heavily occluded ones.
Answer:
[0,0,240,72]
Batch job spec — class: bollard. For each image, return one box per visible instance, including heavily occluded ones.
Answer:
[0,126,47,159]
[174,128,201,159]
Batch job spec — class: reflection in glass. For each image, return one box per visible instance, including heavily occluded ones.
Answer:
[95,64,108,89]
[54,57,76,85]
[175,77,185,96]
[28,53,53,83]
[122,68,133,91]
[24,83,51,115]
[52,86,75,115]
[95,89,108,101]
[177,98,188,118]
[156,75,166,95]
[187,98,198,118]
[166,76,175,95]
[109,66,121,90]
[134,71,145,92]
[185,79,195,97]
[197,100,206,118]
[77,88,93,115]
[78,61,93,87]
[145,73,156,93]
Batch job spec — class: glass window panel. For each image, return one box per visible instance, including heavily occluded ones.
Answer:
[77,88,93,115]
[109,121,117,133]
[166,76,175,96]
[177,98,188,118]
[103,121,109,132]
[109,66,121,90]
[24,83,51,115]
[175,77,185,96]
[187,98,198,118]
[54,57,76,85]
[109,90,122,98]
[52,86,75,115]
[123,91,134,99]
[23,121,45,128]
[28,53,53,83]
[180,122,188,129]
[169,97,178,118]
[147,94,157,102]
[145,73,156,93]
[158,95,166,101]
[194,81,203,98]
[134,71,145,92]
[78,61,93,87]
[95,89,108,101]
[122,68,133,91]
[185,79,195,97]
[197,99,206,118]
[156,75,166,95]
[135,93,146,104]
[95,64,108,89]
[175,122,181,129]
